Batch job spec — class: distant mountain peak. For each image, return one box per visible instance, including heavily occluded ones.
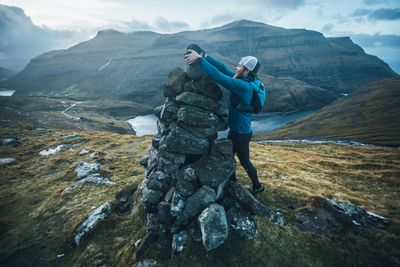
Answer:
[219,19,285,30]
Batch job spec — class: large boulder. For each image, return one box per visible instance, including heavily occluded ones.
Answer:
[226,181,269,216]
[160,124,209,155]
[226,205,258,240]
[175,91,220,113]
[177,105,220,128]
[176,186,217,225]
[198,203,228,251]
[184,75,223,101]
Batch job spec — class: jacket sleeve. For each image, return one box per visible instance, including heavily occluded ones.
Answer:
[199,57,252,104]
[204,55,236,77]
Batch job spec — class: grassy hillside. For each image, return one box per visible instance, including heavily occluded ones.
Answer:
[262,77,400,146]
[1,126,399,266]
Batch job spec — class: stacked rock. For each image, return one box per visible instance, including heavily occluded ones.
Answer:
[137,63,269,255]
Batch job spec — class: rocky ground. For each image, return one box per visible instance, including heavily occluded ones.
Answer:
[0,125,399,267]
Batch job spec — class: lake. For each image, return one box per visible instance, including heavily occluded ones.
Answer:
[127,110,316,137]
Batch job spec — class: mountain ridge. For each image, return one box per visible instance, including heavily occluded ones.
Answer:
[1,19,397,112]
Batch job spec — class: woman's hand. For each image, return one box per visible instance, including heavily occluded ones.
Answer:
[184,49,201,65]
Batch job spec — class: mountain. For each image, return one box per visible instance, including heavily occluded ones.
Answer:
[263,77,400,146]
[1,19,397,112]
[0,67,16,80]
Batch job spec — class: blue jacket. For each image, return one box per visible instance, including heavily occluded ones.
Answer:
[199,55,254,134]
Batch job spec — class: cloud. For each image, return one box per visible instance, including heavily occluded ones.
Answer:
[0,4,90,70]
[363,0,398,5]
[321,23,334,34]
[200,13,243,28]
[154,17,191,33]
[353,8,400,21]
[350,33,400,48]
[236,0,306,10]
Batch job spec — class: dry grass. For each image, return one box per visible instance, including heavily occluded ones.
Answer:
[1,127,399,266]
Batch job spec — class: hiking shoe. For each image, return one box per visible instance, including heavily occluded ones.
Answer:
[252,184,265,194]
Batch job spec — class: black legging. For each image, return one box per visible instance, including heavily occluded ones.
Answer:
[228,130,261,188]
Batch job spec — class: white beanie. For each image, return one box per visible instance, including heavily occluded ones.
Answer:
[239,56,259,72]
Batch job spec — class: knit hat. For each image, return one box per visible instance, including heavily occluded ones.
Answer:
[239,56,260,73]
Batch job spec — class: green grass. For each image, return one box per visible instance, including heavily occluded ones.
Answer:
[1,126,399,266]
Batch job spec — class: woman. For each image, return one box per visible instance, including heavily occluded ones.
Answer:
[184,46,265,194]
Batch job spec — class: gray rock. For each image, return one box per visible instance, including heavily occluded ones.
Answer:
[172,230,188,254]
[175,91,220,113]
[210,139,234,160]
[157,201,174,225]
[145,148,159,176]
[151,134,161,149]
[39,145,65,156]
[160,98,179,124]
[177,105,220,128]
[160,124,209,155]
[294,208,343,234]
[176,186,216,225]
[115,186,136,214]
[185,62,204,81]
[226,205,258,240]
[268,209,286,226]
[176,171,198,197]
[325,198,390,229]
[192,154,235,196]
[75,161,101,179]
[140,155,148,168]
[60,132,80,140]
[170,191,185,217]
[198,203,228,251]
[226,181,269,216]
[178,122,218,139]
[156,120,170,136]
[132,259,157,267]
[62,173,115,195]
[79,149,90,155]
[1,136,21,146]
[153,105,163,118]
[167,67,188,94]
[158,147,185,164]
[184,75,223,101]
[74,203,112,245]
[146,171,169,193]
[156,156,181,179]
[141,186,163,205]
[0,158,16,165]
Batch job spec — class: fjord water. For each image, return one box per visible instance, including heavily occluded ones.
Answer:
[127,110,316,137]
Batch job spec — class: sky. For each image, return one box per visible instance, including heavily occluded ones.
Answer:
[1,0,399,71]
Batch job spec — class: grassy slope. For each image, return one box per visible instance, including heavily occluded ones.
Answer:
[261,77,400,146]
[0,126,399,266]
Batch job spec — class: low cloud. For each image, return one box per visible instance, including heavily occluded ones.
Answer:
[353,8,400,21]
[0,4,191,70]
[0,5,89,70]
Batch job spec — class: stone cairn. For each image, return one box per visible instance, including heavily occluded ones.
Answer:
[137,62,270,255]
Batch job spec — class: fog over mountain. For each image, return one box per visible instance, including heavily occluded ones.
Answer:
[0,5,89,70]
